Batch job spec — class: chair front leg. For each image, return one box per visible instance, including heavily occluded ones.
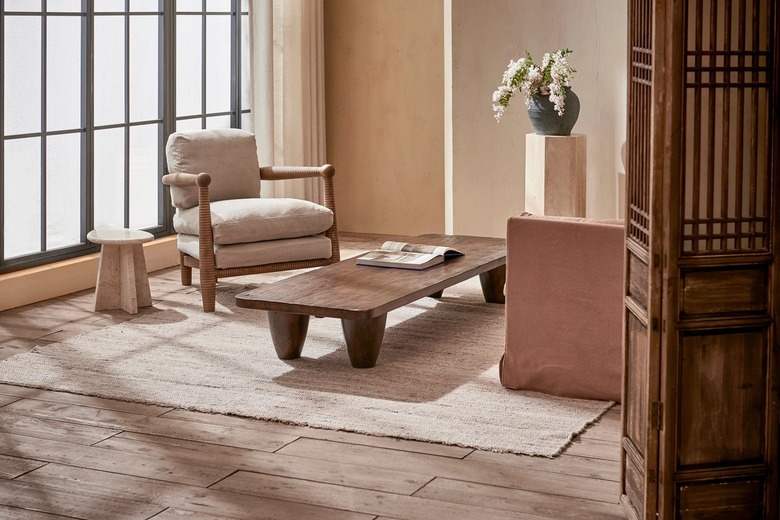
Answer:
[320,165,340,263]
[200,268,216,313]
[197,181,217,312]
[198,237,216,312]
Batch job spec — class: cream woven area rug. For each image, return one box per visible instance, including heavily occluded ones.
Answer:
[0,277,612,457]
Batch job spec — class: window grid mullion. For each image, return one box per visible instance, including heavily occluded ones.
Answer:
[124,0,130,228]
[201,0,206,129]
[1,0,6,264]
[83,0,94,244]
[230,0,239,128]
[40,1,47,252]
[161,0,174,226]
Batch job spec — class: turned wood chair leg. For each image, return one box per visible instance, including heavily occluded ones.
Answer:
[200,269,216,312]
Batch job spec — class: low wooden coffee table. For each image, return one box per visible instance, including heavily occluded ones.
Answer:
[235,234,506,368]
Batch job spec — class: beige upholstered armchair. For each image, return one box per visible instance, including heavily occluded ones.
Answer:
[162,128,340,312]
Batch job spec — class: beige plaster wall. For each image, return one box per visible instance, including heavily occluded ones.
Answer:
[324,0,445,235]
[325,0,627,237]
[449,0,628,237]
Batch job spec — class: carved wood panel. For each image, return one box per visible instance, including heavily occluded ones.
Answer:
[622,0,779,518]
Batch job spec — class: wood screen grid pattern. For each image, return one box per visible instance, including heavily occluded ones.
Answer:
[628,0,653,250]
[682,0,773,254]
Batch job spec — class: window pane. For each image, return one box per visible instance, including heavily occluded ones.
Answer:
[175,118,203,132]
[47,1,82,12]
[94,128,126,228]
[241,112,252,132]
[130,0,159,11]
[94,16,126,126]
[46,134,82,249]
[206,0,231,12]
[4,16,42,136]
[206,115,230,129]
[4,0,41,12]
[47,16,82,132]
[129,124,160,229]
[241,0,248,13]
[95,0,125,12]
[206,15,230,114]
[177,0,202,12]
[176,14,203,117]
[130,15,159,122]
[4,138,42,258]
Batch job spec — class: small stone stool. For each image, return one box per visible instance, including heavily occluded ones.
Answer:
[87,228,154,314]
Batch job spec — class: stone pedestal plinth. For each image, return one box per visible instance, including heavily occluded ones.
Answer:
[87,228,154,314]
[524,133,587,217]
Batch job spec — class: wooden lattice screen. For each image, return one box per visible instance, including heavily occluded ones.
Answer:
[622,1,657,518]
[622,0,778,519]
[628,0,652,251]
[682,0,772,254]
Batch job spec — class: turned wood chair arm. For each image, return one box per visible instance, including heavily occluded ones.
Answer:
[258,164,335,181]
[161,172,212,187]
[259,164,339,263]
[161,172,216,278]
[259,164,336,213]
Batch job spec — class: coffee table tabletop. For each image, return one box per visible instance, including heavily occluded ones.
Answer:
[236,234,506,368]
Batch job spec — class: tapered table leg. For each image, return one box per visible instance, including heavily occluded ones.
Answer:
[268,311,310,359]
[341,314,388,368]
[480,265,506,304]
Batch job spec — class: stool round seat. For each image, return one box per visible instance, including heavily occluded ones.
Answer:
[87,228,154,246]
[88,228,154,314]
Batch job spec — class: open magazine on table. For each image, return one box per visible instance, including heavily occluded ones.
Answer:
[356,241,464,270]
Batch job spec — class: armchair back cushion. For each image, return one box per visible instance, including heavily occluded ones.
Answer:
[166,128,261,209]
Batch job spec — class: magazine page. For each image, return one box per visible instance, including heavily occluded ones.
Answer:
[380,241,463,258]
[361,250,437,265]
[356,249,444,270]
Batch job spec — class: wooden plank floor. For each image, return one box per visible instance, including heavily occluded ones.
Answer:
[0,233,623,520]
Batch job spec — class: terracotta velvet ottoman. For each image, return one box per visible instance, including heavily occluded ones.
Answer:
[499,214,624,402]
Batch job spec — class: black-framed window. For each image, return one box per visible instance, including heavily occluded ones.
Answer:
[0,0,251,273]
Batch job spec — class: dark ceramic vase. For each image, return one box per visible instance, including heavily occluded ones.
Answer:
[526,87,580,136]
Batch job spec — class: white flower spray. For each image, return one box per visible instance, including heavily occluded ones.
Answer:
[491,49,575,122]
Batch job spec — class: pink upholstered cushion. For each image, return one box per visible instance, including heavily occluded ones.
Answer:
[500,214,624,402]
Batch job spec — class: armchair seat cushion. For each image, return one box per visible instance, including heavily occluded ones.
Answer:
[174,198,334,245]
